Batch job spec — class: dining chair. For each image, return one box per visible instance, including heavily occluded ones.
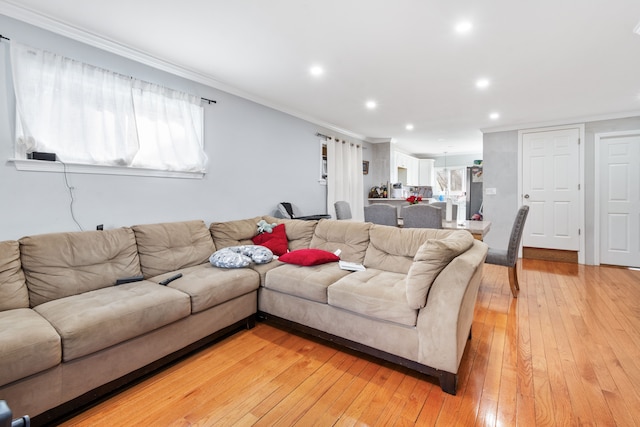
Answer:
[364,204,398,226]
[430,202,458,221]
[402,204,442,229]
[485,205,530,298]
[334,201,352,220]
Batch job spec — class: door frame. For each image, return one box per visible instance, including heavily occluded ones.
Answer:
[593,129,640,266]
[518,124,585,264]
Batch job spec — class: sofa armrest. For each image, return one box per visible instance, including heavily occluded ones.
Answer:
[415,240,488,373]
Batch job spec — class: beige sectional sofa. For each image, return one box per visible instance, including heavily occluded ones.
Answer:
[0,216,487,424]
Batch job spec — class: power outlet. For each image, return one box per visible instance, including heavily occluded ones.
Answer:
[485,188,497,195]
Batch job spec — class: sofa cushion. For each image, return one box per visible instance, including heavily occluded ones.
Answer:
[364,226,455,274]
[264,263,351,303]
[309,219,371,263]
[405,230,475,309]
[262,216,317,251]
[151,264,260,313]
[0,308,61,387]
[209,216,264,249]
[132,220,215,278]
[20,228,142,307]
[0,240,29,311]
[34,282,190,362]
[328,269,418,327]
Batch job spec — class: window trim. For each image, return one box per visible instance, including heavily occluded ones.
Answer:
[10,158,205,179]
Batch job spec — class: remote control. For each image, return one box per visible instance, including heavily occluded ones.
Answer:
[115,275,144,285]
[159,273,183,286]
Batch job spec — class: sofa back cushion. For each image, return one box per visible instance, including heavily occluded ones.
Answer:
[210,216,264,249]
[363,226,453,274]
[309,219,371,263]
[262,216,317,251]
[405,230,474,309]
[20,228,142,307]
[0,240,29,311]
[133,220,215,277]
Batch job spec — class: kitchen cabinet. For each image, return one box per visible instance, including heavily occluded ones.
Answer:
[419,159,435,186]
[393,152,421,186]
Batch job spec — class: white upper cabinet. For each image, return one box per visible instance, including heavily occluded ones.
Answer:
[419,159,435,186]
[393,151,423,186]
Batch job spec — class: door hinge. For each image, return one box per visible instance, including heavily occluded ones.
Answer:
[578,183,581,190]
[578,137,581,145]
[578,228,581,235]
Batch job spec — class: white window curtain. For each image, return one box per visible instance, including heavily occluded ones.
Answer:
[10,42,207,172]
[131,81,206,171]
[326,137,364,221]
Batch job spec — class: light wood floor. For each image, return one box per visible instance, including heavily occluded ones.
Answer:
[61,260,640,426]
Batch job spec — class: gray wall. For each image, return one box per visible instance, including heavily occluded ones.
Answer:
[0,15,371,240]
[433,153,483,168]
[482,116,640,264]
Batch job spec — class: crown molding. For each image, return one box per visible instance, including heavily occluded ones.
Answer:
[0,1,368,142]
[481,110,640,134]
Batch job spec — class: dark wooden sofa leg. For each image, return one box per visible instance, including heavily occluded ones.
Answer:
[246,315,256,329]
[439,371,458,395]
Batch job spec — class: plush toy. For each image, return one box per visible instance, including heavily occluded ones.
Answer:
[257,219,277,234]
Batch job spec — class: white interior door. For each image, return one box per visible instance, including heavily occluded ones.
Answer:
[598,132,640,268]
[521,128,581,251]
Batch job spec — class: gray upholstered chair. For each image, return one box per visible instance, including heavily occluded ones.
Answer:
[334,201,352,220]
[364,204,398,226]
[430,202,458,221]
[402,204,442,229]
[485,205,530,298]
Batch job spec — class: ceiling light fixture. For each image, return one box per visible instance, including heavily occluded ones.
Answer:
[455,21,473,34]
[405,124,414,131]
[476,78,490,89]
[634,21,640,36]
[489,112,500,120]
[365,100,377,110]
[309,65,324,77]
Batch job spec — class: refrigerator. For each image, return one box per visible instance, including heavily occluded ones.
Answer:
[466,166,483,220]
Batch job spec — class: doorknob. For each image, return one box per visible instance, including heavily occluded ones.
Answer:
[524,194,530,199]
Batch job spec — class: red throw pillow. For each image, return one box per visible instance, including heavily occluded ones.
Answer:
[278,248,339,266]
[252,224,288,256]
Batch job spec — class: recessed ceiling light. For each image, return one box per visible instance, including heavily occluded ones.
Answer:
[476,78,490,89]
[634,21,640,35]
[489,112,500,120]
[309,65,324,77]
[405,124,414,131]
[455,21,473,34]
[365,100,377,110]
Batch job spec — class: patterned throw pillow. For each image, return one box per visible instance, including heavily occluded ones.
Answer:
[209,245,274,268]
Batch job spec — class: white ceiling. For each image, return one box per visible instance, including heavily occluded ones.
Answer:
[3,0,640,157]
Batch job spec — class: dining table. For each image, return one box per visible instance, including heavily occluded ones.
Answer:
[396,218,491,241]
[441,220,491,241]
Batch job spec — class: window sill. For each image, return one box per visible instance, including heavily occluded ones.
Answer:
[10,159,205,179]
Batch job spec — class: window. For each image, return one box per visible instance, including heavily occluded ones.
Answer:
[11,42,207,173]
[435,166,466,196]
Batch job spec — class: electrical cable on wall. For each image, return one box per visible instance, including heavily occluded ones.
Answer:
[58,160,83,231]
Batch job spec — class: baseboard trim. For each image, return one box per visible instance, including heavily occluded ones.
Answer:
[523,247,578,263]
